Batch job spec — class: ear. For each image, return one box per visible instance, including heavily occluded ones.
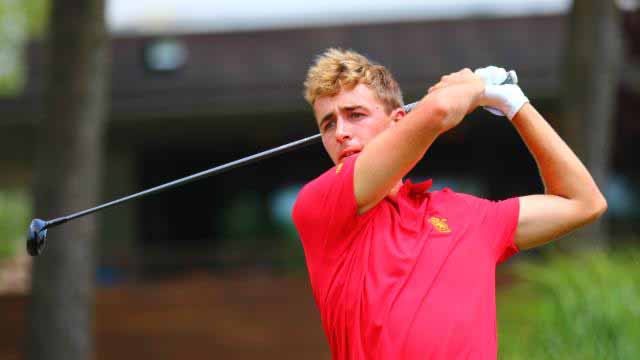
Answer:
[389,107,406,126]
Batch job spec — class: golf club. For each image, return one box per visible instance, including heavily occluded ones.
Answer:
[27,71,517,256]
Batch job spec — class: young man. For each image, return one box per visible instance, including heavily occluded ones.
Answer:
[292,48,607,359]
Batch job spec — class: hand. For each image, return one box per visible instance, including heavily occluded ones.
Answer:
[424,69,486,133]
[474,66,510,88]
[474,66,529,120]
[427,68,485,105]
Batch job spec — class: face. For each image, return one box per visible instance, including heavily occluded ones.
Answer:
[314,83,402,164]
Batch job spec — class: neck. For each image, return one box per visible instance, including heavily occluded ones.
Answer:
[388,180,404,198]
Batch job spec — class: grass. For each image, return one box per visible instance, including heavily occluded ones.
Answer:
[498,250,640,359]
[0,189,31,259]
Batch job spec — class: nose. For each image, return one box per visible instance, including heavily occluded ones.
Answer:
[335,118,352,144]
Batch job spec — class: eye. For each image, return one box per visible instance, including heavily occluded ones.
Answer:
[323,119,336,132]
[350,112,365,119]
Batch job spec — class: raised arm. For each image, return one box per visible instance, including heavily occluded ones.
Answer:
[354,69,485,213]
[511,104,607,249]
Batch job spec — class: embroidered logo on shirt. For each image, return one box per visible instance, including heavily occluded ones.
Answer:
[429,217,452,233]
[335,162,344,174]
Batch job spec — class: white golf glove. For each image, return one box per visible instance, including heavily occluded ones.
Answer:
[474,66,529,120]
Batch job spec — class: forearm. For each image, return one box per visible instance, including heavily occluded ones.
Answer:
[472,66,607,248]
[355,94,443,210]
[355,82,480,212]
[512,104,607,210]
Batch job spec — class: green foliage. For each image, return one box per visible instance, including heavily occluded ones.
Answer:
[22,0,48,36]
[0,0,48,96]
[217,188,307,271]
[498,250,640,359]
[0,188,31,258]
[217,191,279,266]
[272,221,306,272]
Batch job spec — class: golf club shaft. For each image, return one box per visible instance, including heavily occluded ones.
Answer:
[43,132,324,230]
[41,70,518,230]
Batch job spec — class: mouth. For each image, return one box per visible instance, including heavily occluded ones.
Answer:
[339,149,360,162]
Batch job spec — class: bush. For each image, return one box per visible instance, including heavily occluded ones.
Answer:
[498,250,640,359]
[0,189,31,259]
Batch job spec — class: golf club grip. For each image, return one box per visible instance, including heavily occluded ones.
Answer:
[402,70,517,113]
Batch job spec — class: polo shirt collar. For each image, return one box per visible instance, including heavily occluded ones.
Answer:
[402,178,433,197]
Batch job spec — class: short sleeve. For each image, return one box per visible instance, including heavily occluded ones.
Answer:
[291,156,359,256]
[482,197,520,264]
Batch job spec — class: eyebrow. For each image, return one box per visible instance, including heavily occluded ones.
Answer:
[318,105,366,128]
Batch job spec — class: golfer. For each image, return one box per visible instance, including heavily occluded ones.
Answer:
[292,48,607,359]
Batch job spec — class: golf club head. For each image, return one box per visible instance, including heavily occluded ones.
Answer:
[27,219,48,256]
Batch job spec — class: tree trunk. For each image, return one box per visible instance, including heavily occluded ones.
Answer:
[561,0,622,248]
[28,1,109,359]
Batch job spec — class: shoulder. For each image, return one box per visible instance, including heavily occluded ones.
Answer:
[292,178,323,223]
[292,156,358,224]
[293,164,341,212]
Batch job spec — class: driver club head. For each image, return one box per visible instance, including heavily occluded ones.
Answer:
[27,219,48,256]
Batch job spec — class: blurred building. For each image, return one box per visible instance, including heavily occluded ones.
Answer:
[0,13,638,275]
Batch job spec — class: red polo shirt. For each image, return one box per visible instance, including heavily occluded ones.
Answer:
[292,155,520,359]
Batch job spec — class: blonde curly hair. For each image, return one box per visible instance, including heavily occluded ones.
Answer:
[303,48,404,114]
